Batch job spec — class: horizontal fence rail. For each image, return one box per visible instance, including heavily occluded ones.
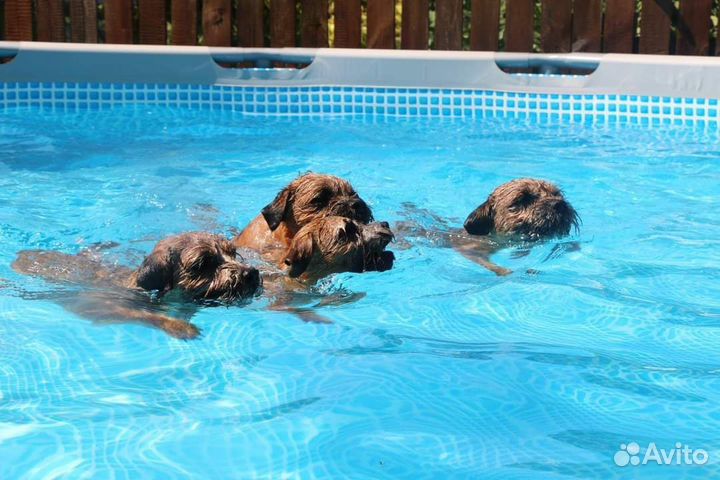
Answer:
[0,1,719,55]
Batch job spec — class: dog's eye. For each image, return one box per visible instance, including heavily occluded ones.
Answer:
[513,192,537,208]
[189,251,220,273]
[344,221,359,237]
[336,221,359,242]
[312,188,332,206]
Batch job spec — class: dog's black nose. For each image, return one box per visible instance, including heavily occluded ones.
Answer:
[241,267,260,285]
[379,221,390,229]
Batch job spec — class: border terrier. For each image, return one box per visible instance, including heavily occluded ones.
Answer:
[257,215,395,323]
[232,173,374,256]
[397,178,579,276]
[12,232,260,339]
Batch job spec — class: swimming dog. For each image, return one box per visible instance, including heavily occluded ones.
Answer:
[12,232,261,339]
[397,179,579,275]
[256,216,395,323]
[232,173,374,256]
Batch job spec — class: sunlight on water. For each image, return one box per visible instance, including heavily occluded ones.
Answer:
[1,106,719,479]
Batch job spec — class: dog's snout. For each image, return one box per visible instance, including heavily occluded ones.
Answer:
[379,221,390,229]
[241,267,260,284]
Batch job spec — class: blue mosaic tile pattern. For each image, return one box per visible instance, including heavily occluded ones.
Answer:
[0,82,718,125]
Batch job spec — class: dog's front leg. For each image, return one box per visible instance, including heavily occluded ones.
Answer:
[68,292,201,340]
[266,291,333,324]
[471,256,513,277]
[268,302,333,324]
[106,306,202,339]
[453,239,512,276]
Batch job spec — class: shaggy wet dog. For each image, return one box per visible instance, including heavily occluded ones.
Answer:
[456,178,580,275]
[255,216,395,322]
[398,178,579,276]
[12,232,261,339]
[279,216,395,281]
[463,178,579,239]
[232,173,374,255]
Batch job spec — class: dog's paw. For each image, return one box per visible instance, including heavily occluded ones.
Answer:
[494,267,513,277]
[164,320,202,340]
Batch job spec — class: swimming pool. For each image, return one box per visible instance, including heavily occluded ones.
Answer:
[1,44,719,479]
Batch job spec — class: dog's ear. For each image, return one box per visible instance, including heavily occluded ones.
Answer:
[261,187,291,231]
[134,250,174,294]
[283,231,314,278]
[180,241,220,276]
[464,201,494,235]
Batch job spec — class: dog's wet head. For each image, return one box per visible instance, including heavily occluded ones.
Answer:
[464,178,580,240]
[261,173,374,235]
[282,216,394,281]
[133,233,261,302]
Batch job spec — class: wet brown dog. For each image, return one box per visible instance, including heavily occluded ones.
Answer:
[463,178,579,239]
[256,216,395,322]
[457,178,580,275]
[12,232,261,339]
[397,178,578,276]
[232,173,374,256]
[280,216,395,281]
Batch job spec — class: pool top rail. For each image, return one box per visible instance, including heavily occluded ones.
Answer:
[2,42,720,100]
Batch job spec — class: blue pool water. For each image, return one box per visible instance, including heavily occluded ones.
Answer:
[1,106,719,479]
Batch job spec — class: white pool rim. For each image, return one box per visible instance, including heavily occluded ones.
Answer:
[2,41,720,99]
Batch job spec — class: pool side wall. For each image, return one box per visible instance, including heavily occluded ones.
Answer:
[1,42,720,125]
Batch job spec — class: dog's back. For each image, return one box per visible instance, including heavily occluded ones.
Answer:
[12,250,131,288]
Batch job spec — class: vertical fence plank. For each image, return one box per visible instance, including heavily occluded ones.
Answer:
[435,0,462,50]
[639,0,672,54]
[677,0,712,55]
[541,0,572,52]
[171,0,197,45]
[203,0,232,46]
[237,0,264,46]
[604,0,635,52]
[139,0,167,44]
[401,0,429,49]
[4,0,33,41]
[505,0,534,52]
[70,1,87,42]
[334,0,361,48]
[301,0,328,47]
[367,0,395,48]
[83,0,98,43]
[572,0,602,51]
[271,0,296,47]
[36,0,66,42]
[105,0,134,44]
[470,0,500,51]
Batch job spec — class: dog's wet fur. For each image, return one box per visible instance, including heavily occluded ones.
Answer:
[253,215,395,323]
[232,173,374,255]
[396,178,579,276]
[281,216,395,281]
[464,178,579,240]
[230,173,391,323]
[130,232,260,302]
[12,233,261,339]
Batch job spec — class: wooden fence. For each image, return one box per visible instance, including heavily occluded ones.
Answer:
[0,1,718,55]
